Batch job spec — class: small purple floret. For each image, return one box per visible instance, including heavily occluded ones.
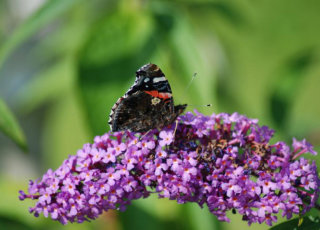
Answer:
[20,111,320,226]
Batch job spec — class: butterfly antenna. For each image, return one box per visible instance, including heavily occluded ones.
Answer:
[189,104,213,107]
[184,72,197,93]
[183,72,212,108]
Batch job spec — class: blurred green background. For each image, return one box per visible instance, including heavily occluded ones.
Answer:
[0,0,319,229]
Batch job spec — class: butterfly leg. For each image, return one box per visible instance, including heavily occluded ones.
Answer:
[173,119,179,140]
[139,130,151,140]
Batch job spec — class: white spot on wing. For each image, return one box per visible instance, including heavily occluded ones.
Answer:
[153,76,166,83]
[144,78,150,82]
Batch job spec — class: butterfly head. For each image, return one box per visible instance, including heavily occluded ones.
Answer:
[175,104,188,116]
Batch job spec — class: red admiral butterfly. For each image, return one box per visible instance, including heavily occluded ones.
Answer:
[108,63,187,132]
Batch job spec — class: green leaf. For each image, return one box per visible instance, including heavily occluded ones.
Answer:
[14,57,75,114]
[0,98,27,151]
[0,216,34,230]
[0,0,83,69]
[270,49,314,131]
[78,8,155,135]
[185,203,219,230]
[269,216,320,230]
[167,9,218,113]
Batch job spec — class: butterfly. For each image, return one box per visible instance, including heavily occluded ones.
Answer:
[108,63,187,133]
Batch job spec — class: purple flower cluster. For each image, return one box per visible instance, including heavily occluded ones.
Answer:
[19,111,320,226]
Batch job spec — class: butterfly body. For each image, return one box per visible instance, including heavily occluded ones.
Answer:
[108,63,187,132]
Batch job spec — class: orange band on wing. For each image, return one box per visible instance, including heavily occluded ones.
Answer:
[158,92,172,100]
[144,90,159,97]
[144,91,172,100]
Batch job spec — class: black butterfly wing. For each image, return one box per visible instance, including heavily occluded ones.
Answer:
[108,63,187,133]
[109,91,173,132]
